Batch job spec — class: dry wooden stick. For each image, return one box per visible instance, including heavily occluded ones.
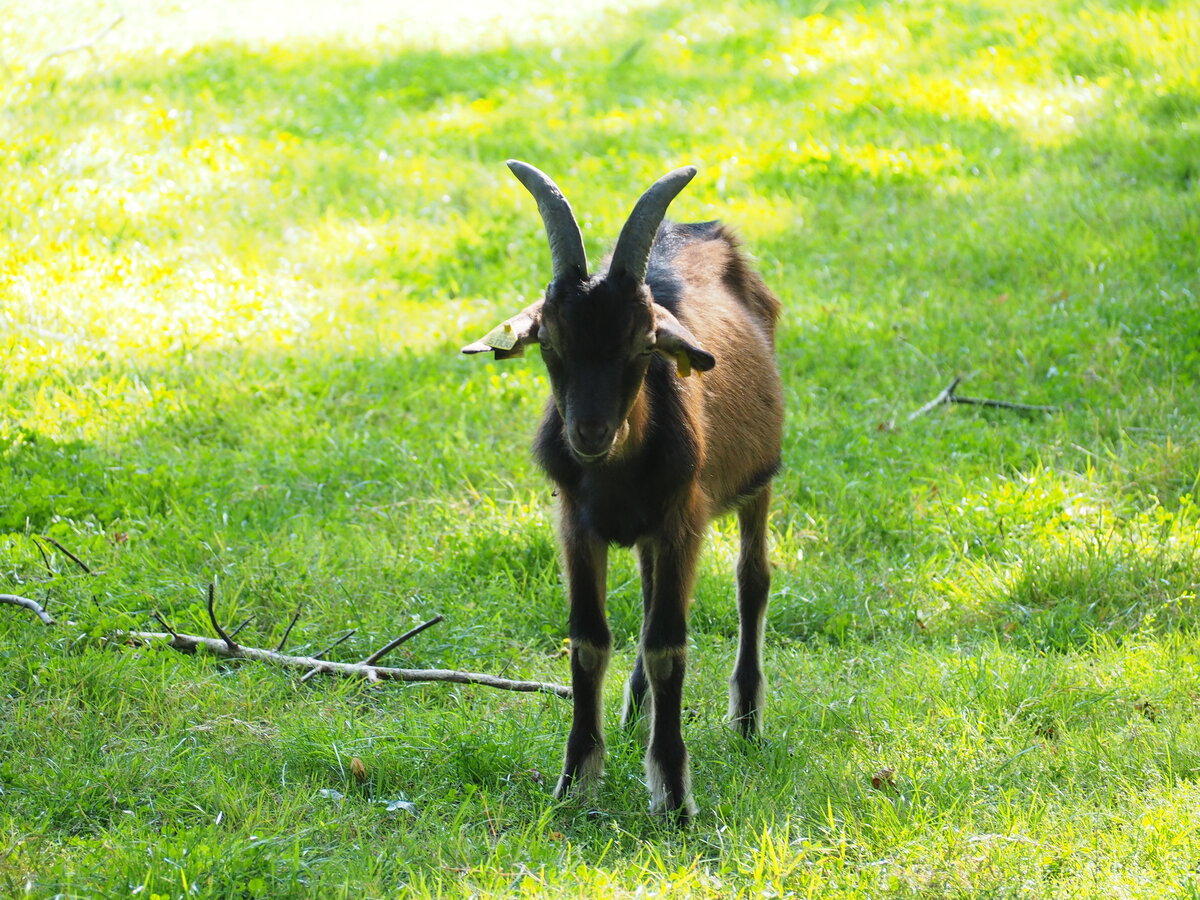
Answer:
[38,536,93,575]
[299,630,357,683]
[4,585,569,699]
[119,630,572,698]
[229,615,257,640]
[908,376,1059,422]
[362,615,445,666]
[907,376,964,421]
[205,582,238,651]
[1,594,55,625]
[38,16,124,67]
[151,611,181,640]
[276,604,303,652]
[31,537,54,576]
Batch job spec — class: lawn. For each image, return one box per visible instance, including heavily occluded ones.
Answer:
[2,0,1199,895]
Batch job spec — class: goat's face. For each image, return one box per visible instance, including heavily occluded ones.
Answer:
[463,160,716,461]
[538,276,655,463]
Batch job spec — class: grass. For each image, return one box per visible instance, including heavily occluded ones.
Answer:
[1,0,1199,895]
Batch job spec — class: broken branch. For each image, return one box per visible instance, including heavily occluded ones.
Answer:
[276,604,303,652]
[38,536,93,574]
[151,610,181,640]
[908,375,1058,422]
[1,594,55,625]
[118,630,572,698]
[206,582,238,651]
[363,615,445,666]
[38,16,124,67]
[299,630,357,682]
[32,536,54,576]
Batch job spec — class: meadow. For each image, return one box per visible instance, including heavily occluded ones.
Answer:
[1,0,1199,895]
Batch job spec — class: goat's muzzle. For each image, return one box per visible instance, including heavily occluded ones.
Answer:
[569,419,617,463]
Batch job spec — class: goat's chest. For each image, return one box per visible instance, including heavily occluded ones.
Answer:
[572,471,672,547]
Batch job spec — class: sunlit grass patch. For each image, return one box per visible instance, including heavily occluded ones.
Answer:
[913,470,1200,643]
[2,0,1200,895]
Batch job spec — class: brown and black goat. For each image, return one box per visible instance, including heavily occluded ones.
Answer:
[463,161,783,821]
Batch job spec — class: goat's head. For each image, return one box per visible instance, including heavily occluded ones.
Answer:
[464,161,715,464]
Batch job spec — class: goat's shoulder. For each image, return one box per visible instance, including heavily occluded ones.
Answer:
[647,222,780,334]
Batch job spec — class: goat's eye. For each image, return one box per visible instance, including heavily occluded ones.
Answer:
[537,328,554,352]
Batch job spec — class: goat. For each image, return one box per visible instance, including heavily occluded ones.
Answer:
[463,160,783,821]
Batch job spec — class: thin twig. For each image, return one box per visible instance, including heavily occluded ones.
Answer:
[362,615,445,666]
[151,611,180,640]
[276,604,303,652]
[117,630,572,698]
[906,376,963,421]
[38,16,124,67]
[229,615,257,640]
[908,375,1058,421]
[314,630,357,659]
[206,582,238,651]
[299,630,357,683]
[39,536,92,574]
[951,395,1060,414]
[1,594,55,625]
[31,536,54,576]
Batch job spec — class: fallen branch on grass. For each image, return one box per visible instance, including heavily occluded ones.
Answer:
[908,375,1060,422]
[37,16,124,67]
[35,535,95,575]
[117,630,572,698]
[0,594,54,625]
[1,582,571,699]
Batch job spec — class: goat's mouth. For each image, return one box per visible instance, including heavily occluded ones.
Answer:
[568,419,628,465]
[572,447,611,465]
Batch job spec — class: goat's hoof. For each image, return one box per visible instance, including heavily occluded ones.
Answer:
[729,716,764,741]
[650,794,699,826]
[554,751,604,801]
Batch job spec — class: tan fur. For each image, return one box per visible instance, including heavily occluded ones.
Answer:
[643,645,687,682]
[667,238,784,514]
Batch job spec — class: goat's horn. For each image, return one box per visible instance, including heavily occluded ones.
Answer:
[507,160,588,282]
[609,166,698,285]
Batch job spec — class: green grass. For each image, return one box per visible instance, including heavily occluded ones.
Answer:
[2,0,1199,895]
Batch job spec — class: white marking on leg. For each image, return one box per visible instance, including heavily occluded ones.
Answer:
[729,602,767,732]
[645,752,697,817]
[555,639,610,798]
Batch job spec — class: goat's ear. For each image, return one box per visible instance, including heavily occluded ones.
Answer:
[652,304,716,377]
[462,301,543,360]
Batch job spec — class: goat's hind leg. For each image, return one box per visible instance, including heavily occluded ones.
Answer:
[555,521,611,800]
[621,543,655,728]
[729,485,771,737]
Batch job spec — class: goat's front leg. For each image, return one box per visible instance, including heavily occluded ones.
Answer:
[642,527,702,822]
[730,485,771,737]
[554,513,611,801]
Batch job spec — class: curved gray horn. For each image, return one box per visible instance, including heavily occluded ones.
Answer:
[609,166,698,285]
[507,160,588,282]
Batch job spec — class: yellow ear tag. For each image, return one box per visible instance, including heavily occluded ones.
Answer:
[674,352,692,378]
[482,320,519,351]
